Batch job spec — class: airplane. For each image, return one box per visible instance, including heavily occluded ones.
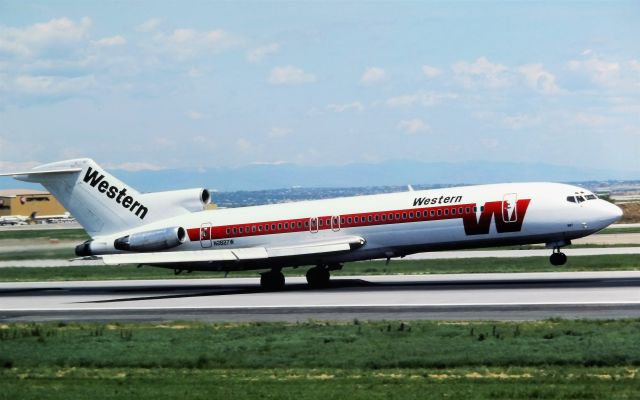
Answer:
[28,211,75,224]
[1,158,623,290]
[0,215,29,226]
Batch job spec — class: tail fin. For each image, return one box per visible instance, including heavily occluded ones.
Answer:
[1,159,151,237]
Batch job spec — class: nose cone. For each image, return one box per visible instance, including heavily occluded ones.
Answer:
[608,202,624,223]
[597,201,623,228]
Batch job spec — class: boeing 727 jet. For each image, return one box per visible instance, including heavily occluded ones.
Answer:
[1,158,623,290]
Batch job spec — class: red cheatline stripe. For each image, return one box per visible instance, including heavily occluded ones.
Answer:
[187,202,482,242]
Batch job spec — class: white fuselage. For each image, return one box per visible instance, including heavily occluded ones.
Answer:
[91,182,622,271]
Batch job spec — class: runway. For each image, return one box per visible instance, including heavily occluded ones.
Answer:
[2,272,640,322]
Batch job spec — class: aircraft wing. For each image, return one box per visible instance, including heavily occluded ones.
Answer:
[98,236,366,265]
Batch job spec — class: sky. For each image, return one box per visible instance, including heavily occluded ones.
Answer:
[0,1,639,175]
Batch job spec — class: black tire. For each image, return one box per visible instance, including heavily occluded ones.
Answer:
[260,270,285,291]
[306,267,330,288]
[550,252,567,266]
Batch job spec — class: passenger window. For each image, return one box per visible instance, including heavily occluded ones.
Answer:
[239,227,243,233]
[278,223,282,229]
[271,224,276,230]
[451,209,456,215]
[368,215,372,222]
[374,215,379,221]
[381,214,386,221]
[480,206,484,212]
[232,228,237,234]
[437,210,441,216]
[252,226,256,232]
[416,211,421,218]
[395,213,400,219]
[348,217,352,224]
[444,209,449,215]
[305,221,309,227]
[226,228,230,235]
[459,207,463,214]
[473,206,477,212]
[430,210,435,216]
[341,218,345,224]
[402,212,407,219]
[284,223,289,229]
[409,212,414,218]
[465,207,470,213]
[354,217,359,223]
[265,225,269,231]
[319,220,323,226]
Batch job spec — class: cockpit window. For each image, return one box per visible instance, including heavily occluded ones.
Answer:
[566,196,576,203]
[576,196,585,203]
[586,194,597,200]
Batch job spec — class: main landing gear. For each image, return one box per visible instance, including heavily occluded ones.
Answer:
[549,248,567,266]
[306,266,331,288]
[259,264,343,291]
[260,269,285,291]
[306,264,342,288]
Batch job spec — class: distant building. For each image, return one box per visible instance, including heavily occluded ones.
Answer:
[0,189,67,218]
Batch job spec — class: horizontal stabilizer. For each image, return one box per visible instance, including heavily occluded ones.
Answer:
[99,236,365,265]
[0,168,82,178]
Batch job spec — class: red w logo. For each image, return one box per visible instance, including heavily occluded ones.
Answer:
[463,199,531,235]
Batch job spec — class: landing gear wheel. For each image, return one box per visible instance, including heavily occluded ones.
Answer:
[550,251,567,266]
[260,270,285,291]
[306,266,331,288]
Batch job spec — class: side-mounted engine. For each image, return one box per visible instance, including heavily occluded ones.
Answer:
[113,227,187,252]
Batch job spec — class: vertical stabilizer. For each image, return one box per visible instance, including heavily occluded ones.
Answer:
[3,159,151,237]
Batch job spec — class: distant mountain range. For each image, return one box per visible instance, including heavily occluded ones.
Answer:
[1,160,638,192]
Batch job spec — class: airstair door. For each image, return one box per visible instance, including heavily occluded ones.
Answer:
[200,222,212,248]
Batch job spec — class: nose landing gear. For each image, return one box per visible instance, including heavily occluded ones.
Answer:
[549,248,567,266]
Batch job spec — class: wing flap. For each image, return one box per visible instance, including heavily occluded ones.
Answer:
[98,236,365,265]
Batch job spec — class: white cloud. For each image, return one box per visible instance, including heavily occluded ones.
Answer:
[327,101,364,113]
[14,74,96,95]
[155,27,240,60]
[136,18,161,32]
[246,42,279,63]
[386,91,457,108]
[397,118,430,134]
[452,57,510,88]
[93,35,126,47]
[421,64,441,78]
[109,162,165,171]
[268,127,292,138]
[518,64,560,95]
[0,160,40,171]
[0,17,92,57]
[567,57,620,87]
[571,112,611,128]
[502,113,542,130]
[360,67,387,85]
[268,65,316,85]
[186,110,205,120]
[236,138,252,152]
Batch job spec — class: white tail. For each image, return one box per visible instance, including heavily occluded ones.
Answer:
[2,158,205,238]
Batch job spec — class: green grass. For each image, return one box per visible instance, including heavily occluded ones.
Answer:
[1,320,640,399]
[0,254,638,282]
[600,227,640,234]
[0,248,75,261]
[0,228,89,241]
